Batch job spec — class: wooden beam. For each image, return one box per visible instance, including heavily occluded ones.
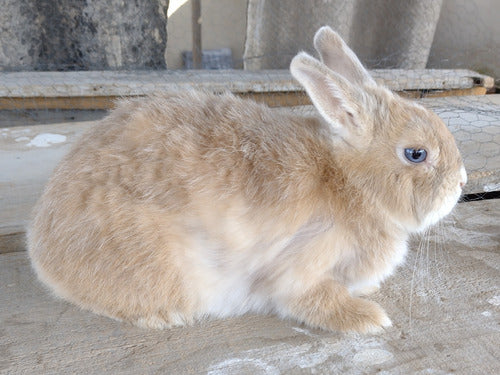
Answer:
[0,96,117,110]
[0,227,25,254]
[0,69,494,98]
[398,86,487,99]
[0,87,490,111]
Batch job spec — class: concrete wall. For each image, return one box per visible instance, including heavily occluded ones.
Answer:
[166,0,247,69]
[427,0,500,80]
[0,0,169,71]
[0,0,498,78]
[244,0,443,70]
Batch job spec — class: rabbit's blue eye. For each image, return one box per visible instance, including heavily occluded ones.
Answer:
[404,148,427,163]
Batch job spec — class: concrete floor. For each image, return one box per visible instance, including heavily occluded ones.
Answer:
[1,199,498,375]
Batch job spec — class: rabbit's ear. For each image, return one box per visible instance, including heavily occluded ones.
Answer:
[290,52,365,139]
[313,26,375,86]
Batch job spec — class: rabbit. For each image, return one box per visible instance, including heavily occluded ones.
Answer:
[27,26,467,334]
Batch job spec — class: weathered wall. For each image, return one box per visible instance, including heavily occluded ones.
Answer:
[0,0,169,71]
[243,0,443,70]
[427,0,500,81]
[0,0,498,77]
[244,0,357,70]
[0,1,37,70]
[348,0,443,69]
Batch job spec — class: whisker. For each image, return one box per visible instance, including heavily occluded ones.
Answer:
[409,226,428,331]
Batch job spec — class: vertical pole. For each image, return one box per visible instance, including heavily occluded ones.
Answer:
[191,0,202,69]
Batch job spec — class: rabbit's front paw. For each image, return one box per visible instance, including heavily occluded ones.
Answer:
[287,279,392,334]
[134,311,191,330]
[351,283,381,297]
[135,315,172,329]
[335,297,392,334]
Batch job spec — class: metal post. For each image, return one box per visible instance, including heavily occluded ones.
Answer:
[191,0,202,69]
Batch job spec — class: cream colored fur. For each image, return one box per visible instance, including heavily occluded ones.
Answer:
[28,27,466,333]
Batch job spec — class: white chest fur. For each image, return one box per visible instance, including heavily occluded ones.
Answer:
[345,238,409,295]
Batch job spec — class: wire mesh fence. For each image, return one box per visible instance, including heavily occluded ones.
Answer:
[0,0,498,75]
[422,95,500,195]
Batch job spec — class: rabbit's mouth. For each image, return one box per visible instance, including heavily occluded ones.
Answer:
[417,186,462,232]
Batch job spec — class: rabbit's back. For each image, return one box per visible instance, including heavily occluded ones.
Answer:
[80,92,334,206]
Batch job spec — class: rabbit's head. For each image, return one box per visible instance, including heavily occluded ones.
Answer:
[291,26,466,233]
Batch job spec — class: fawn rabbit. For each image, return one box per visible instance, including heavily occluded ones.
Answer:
[28,26,466,333]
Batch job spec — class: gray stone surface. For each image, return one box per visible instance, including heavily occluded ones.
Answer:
[244,0,443,70]
[349,0,443,69]
[0,1,37,70]
[0,0,169,71]
[244,0,356,70]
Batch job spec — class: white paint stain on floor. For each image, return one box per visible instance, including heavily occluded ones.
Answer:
[27,133,67,147]
[291,327,317,337]
[207,332,394,374]
[352,348,393,365]
[487,295,500,306]
[483,182,500,192]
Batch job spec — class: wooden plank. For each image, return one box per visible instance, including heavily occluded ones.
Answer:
[1,96,499,251]
[0,69,493,98]
[420,86,487,98]
[0,226,25,254]
[0,70,297,97]
[371,69,494,92]
[0,96,117,110]
[0,93,310,111]
[0,87,488,111]
[1,199,498,374]
[399,86,487,99]
[0,69,492,110]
